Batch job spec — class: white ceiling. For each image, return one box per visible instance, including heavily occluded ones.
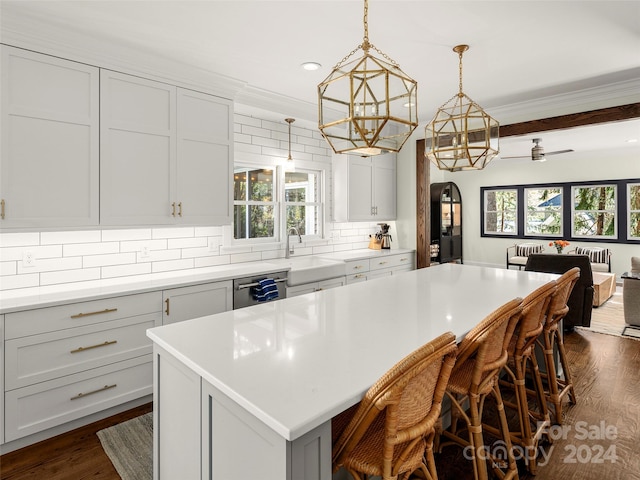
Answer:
[1,0,639,157]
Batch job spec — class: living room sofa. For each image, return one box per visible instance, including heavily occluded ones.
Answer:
[525,253,594,330]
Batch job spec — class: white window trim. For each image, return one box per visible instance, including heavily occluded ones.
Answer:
[628,182,640,240]
[524,187,563,237]
[483,188,518,236]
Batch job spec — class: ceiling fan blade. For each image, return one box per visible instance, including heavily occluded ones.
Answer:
[500,154,530,159]
[545,149,574,156]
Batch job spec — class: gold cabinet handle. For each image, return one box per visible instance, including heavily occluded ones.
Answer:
[165,298,170,316]
[70,308,117,319]
[353,265,363,270]
[70,340,117,354]
[1,199,5,219]
[354,274,365,279]
[171,202,176,217]
[379,261,388,265]
[178,202,182,217]
[70,384,116,401]
[400,257,408,261]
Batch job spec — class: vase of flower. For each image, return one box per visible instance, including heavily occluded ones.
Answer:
[549,240,570,254]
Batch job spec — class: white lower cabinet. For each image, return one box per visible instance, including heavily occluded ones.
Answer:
[286,277,346,298]
[162,281,232,325]
[0,314,4,445]
[3,292,162,442]
[345,253,415,283]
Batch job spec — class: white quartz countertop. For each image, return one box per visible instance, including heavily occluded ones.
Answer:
[0,249,414,313]
[147,263,558,442]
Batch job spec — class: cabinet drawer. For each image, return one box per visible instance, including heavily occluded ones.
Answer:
[4,356,152,442]
[5,313,159,390]
[369,254,414,271]
[5,291,162,339]
[346,273,368,284]
[345,259,370,274]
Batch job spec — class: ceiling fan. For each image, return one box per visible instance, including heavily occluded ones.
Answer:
[501,138,574,161]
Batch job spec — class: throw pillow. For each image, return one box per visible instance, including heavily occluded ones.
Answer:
[632,256,640,273]
[515,244,543,257]
[575,246,609,264]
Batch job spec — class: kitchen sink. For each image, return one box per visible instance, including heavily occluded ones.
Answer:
[270,256,346,286]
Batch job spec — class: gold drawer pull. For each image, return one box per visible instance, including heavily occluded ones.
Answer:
[70,384,117,401]
[70,340,117,354]
[400,257,408,261]
[378,261,388,265]
[70,308,117,319]
[171,202,176,217]
[178,202,183,217]
[1,199,5,219]
[353,265,363,270]
[165,298,170,316]
[354,274,365,279]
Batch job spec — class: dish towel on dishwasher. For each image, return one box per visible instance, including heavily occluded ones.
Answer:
[252,278,279,302]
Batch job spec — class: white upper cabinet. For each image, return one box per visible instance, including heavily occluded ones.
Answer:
[176,89,233,225]
[100,70,233,226]
[0,46,99,228]
[333,154,397,222]
[100,71,176,225]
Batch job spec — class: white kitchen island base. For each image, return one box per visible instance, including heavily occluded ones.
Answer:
[153,344,331,480]
[148,264,559,480]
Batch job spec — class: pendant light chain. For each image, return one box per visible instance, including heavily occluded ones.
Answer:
[458,48,464,96]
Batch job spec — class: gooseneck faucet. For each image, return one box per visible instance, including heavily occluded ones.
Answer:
[286,226,302,258]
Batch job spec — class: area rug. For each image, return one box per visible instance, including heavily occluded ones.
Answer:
[97,412,153,480]
[576,285,638,339]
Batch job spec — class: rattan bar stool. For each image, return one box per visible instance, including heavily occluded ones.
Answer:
[332,332,457,480]
[493,281,556,475]
[439,297,523,480]
[537,267,580,424]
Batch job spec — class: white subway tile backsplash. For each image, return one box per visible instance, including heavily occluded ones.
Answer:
[101,263,152,279]
[1,261,17,276]
[152,258,194,273]
[40,267,101,286]
[229,252,263,264]
[101,229,152,241]
[0,273,39,290]
[194,255,231,268]
[152,227,195,239]
[64,242,120,257]
[0,232,40,247]
[41,230,101,245]
[167,237,207,249]
[194,226,223,237]
[120,239,167,253]
[138,249,181,263]
[17,256,82,274]
[82,252,137,268]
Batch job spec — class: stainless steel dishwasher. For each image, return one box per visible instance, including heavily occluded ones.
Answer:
[233,271,288,309]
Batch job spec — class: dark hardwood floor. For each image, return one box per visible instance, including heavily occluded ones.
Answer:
[1,330,638,480]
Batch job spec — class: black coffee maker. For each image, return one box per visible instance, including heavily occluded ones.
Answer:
[377,223,392,249]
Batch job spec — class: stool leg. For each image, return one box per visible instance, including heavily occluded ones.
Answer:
[542,327,563,424]
[555,328,577,405]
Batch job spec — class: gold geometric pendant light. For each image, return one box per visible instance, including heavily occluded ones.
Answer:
[318,0,418,157]
[425,44,499,171]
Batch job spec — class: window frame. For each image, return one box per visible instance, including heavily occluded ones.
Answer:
[283,168,324,240]
[233,164,279,244]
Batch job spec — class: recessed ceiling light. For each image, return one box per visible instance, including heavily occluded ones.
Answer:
[627,138,638,143]
[301,62,321,71]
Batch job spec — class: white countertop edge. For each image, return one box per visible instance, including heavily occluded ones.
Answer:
[148,330,298,441]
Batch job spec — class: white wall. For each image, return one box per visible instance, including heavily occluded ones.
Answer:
[395,140,639,278]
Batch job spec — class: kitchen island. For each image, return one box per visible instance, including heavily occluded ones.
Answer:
[147,263,558,480]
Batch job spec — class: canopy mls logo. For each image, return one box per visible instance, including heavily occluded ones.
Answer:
[463,421,619,467]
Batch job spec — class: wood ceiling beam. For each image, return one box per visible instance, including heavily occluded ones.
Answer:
[499,103,640,137]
